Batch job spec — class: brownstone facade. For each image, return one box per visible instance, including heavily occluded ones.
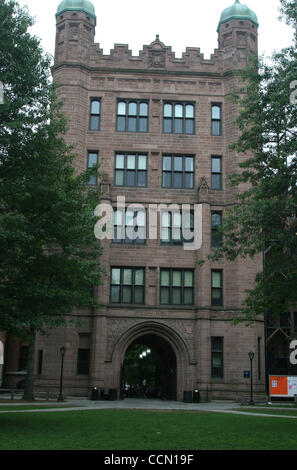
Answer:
[3,2,266,401]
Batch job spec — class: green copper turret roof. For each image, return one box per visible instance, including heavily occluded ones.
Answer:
[56,0,96,22]
[217,0,259,31]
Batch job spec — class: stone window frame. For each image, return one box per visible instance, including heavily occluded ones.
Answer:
[163,101,195,135]
[116,99,149,133]
[211,269,223,307]
[114,152,148,188]
[89,98,101,131]
[211,103,223,136]
[211,337,224,379]
[110,267,146,305]
[160,268,194,306]
[162,154,195,189]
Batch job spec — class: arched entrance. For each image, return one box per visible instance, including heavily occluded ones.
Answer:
[122,334,177,400]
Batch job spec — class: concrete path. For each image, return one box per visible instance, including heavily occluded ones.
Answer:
[0,398,297,418]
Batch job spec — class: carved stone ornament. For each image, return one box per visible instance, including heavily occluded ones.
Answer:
[198,176,209,200]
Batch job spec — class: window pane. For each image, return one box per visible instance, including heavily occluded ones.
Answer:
[88,153,98,167]
[184,288,193,305]
[114,210,123,226]
[127,155,136,169]
[172,287,181,304]
[128,102,137,115]
[123,269,132,285]
[135,269,144,286]
[173,212,181,227]
[139,102,148,116]
[161,228,170,243]
[174,104,183,118]
[185,104,194,118]
[212,105,221,120]
[212,213,222,228]
[212,271,222,288]
[212,158,221,173]
[173,173,182,188]
[117,116,126,131]
[126,171,135,186]
[163,156,172,171]
[212,352,223,367]
[137,211,146,227]
[125,211,134,226]
[161,270,170,286]
[134,286,144,304]
[139,117,148,132]
[173,270,182,286]
[116,154,125,169]
[164,104,172,117]
[211,174,222,190]
[90,116,100,130]
[115,170,124,186]
[125,227,134,244]
[185,157,194,172]
[185,119,194,134]
[212,288,222,299]
[162,212,170,227]
[212,121,221,136]
[174,157,183,171]
[88,175,97,186]
[174,118,183,134]
[111,286,120,303]
[111,268,121,285]
[184,271,193,287]
[138,155,147,170]
[184,173,194,189]
[128,117,137,132]
[160,287,170,304]
[122,286,132,303]
[91,100,100,114]
[163,118,172,133]
[117,102,126,115]
[162,172,171,188]
[137,171,147,187]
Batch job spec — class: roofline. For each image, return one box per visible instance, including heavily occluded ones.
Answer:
[56,8,97,24]
[217,16,259,32]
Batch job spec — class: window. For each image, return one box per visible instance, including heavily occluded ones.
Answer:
[211,156,222,190]
[115,153,147,187]
[163,102,195,134]
[113,209,146,245]
[110,267,145,304]
[87,151,98,186]
[160,269,194,305]
[211,104,222,136]
[211,337,224,379]
[89,99,101,131]
[211,270,223,306]
[37,350,43,375]
[77,349,90,375]
[116,100,149,132]
[162,155,194,189]
[211,212,223,247]
[161,210,194,245]
[18,345,29,371]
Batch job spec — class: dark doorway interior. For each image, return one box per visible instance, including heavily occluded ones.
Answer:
[122,334,177,400]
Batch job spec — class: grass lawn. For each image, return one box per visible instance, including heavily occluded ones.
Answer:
[0,409,297,450]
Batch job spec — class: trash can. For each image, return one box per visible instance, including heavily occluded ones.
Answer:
[183,391,192,403]
[193,389,200,403]
[109,389,118,401]
[91,387,99,401]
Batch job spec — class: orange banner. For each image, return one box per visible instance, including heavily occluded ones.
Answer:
[270,376,288,396]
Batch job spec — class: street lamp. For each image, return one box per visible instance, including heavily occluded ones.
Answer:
[248,351,255,405]
[57,347,66,402]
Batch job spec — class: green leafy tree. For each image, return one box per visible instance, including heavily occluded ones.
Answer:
[0,0,103,400]
[210,0,297,324]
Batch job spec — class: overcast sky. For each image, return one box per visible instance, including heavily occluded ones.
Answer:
[17,0,294,61]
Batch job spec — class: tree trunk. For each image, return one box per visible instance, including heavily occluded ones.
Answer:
[23,329,36,401]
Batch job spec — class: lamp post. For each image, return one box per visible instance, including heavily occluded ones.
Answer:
[57,347,66,402]
[248,351,255,405]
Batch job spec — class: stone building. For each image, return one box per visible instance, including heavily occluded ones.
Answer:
[3,0,267,401]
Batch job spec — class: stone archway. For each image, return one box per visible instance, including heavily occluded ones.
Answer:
[110,321,191,401]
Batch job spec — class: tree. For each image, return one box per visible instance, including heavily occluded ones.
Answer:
[210,0,297,324]
[0,0,103,400]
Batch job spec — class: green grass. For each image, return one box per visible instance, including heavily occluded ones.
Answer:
[0,409,297,450]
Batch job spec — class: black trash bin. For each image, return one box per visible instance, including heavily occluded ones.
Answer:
[193,389,200,403]
[183,391,193,403]
[91,387,99,401]
[109,389,118,401]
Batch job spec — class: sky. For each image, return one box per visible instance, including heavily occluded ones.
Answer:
[17,0,294,61]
